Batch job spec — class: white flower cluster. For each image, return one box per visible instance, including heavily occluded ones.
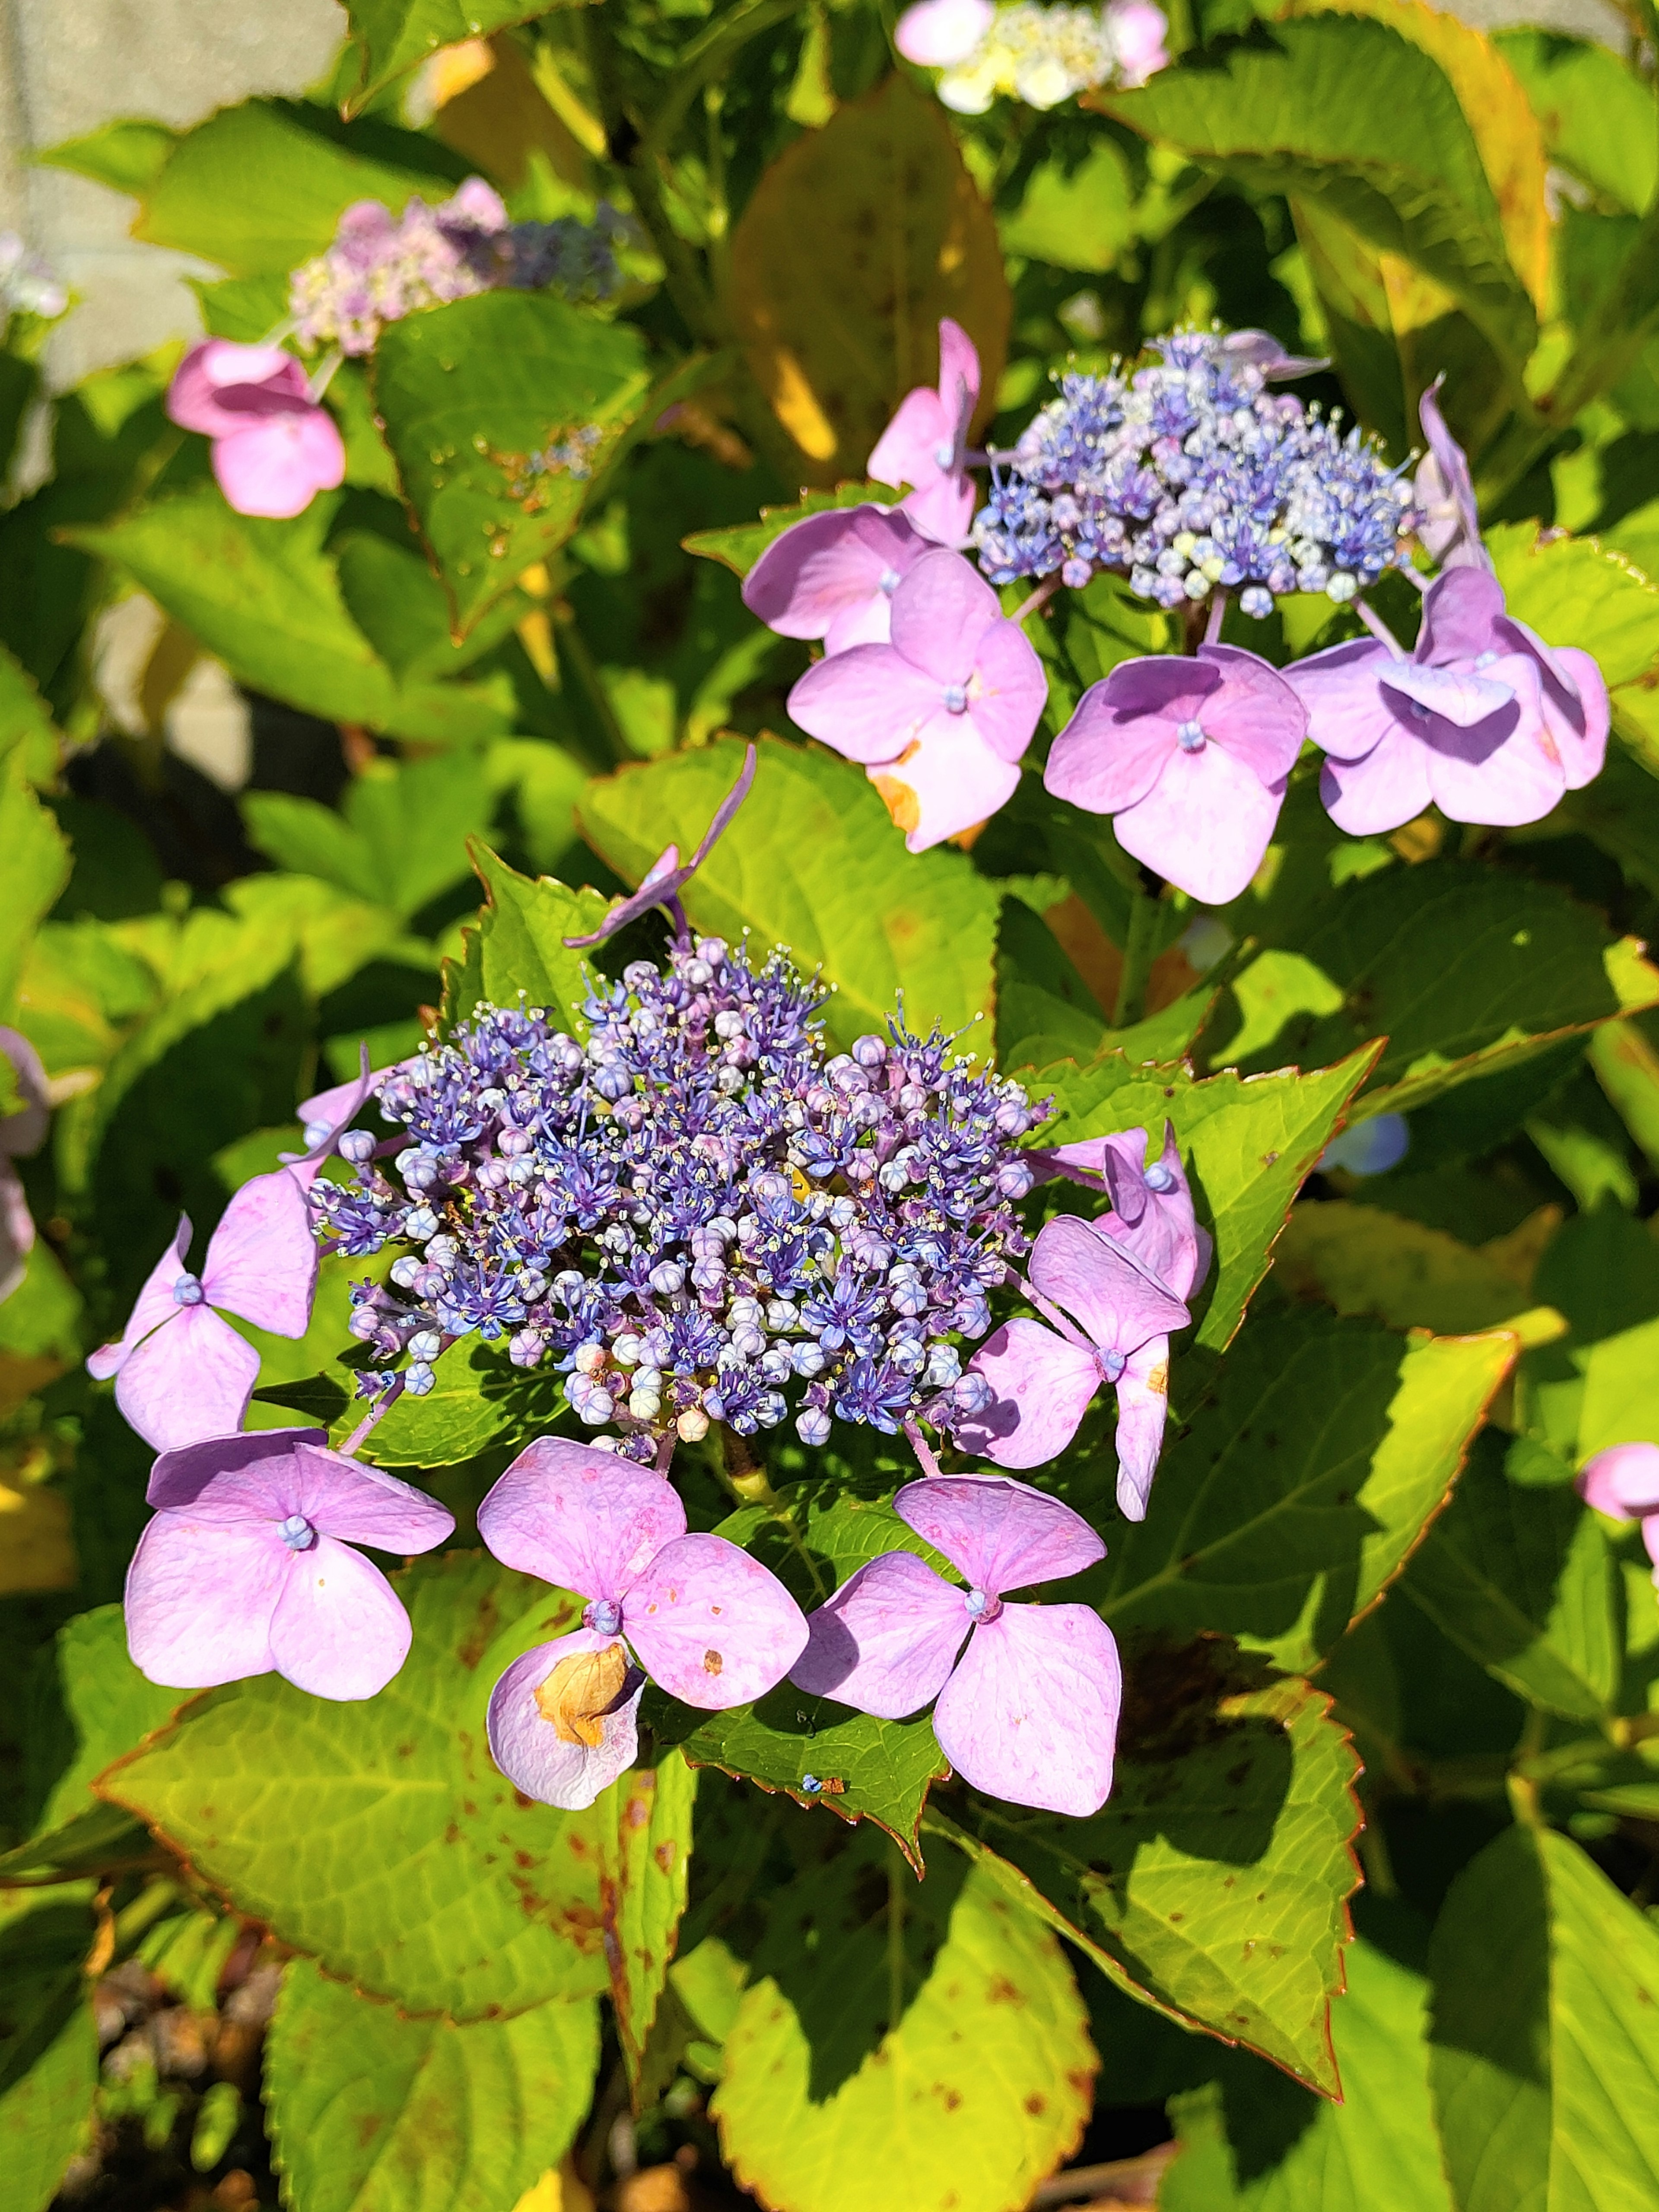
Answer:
[896,0,1168,113]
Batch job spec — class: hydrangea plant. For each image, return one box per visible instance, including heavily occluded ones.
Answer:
[6,3,1659,2209]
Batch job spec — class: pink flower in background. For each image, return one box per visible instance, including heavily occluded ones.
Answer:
[166,340,345,520]
[1046,645,1307,904]
[895,0,997,65]
[1107,0,1170,83]
[791,1474,1120,1815]
[1288,567,1609,835]
[478,1441,808,1809]
[1413,377,1491,573]
[125,1427,453,1698]
[0,1026,49,1304]
[957,1213,1190,1518]
[786,548,1044,852]
[868,317,981,547]
[742,505,931,654]
[1578,1444,1659,1583]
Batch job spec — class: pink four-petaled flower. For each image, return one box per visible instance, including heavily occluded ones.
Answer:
[478,1440,809,1811]
[124,1427,454,1699]
[791,1474,1120,1815]
[1045,644,1308,905]
[786,547,1045,852]
[166,340,346,520]
[742,504,931,655]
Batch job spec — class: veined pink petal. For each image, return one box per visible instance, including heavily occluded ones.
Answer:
[0,1025,49,1157]
[955,1316,1101,1468]
[1113,740,1286,904]
[287,1441,453,1553]
[1414,378,1488,571]
[787,644,947,766]
[1417,566,1507,665]
[623,1532,807,1709]
[1547,645,1609,789]
[790,1551,969,1717]
[937,317,981,423]
[1030,1214,1189,1355]
[1044,666,1187,815]
[1113,1336,1171,1521]
[486,1631,642,1811]
[899,474,978,550]
[1096,1129,1152,1226]
[167,340,311,438]
[868,386,952,505]
[888,550,1001,684]
[201,1166,318,1337]
[267,1533,413,1699]
[966,617,1046,763]
[741,505,921,645]
[932,1602,1120,1815]
[148,1427,326,1516]
[88,1216,193,1380]
[213,410,346,521]
[1194,645,1307,782]
[1318,724,1433,835]
[124,1511,285,1688]
[1092,1123,1209,1301]
[895,1473,1105,1598]
[1381,662,1516,730]
[1423,659,1567,828]
[1578,1442,1659,1521]
[1283,637,1399,763]
[114,1303,261,1453]
[477,1442,686,1601]
[866,718,1022,854]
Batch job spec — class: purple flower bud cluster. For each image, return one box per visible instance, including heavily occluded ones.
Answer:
[310,936,1046,1460]
[288,181,628,357]
[974,329,1415,611]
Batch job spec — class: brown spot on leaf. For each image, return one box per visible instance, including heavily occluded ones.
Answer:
[457,1586,503,1669]
[985,1976,1024,2005]
[1025,2093,1047,2115]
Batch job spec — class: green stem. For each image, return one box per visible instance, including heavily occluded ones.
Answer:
[640,0,804,165]
[1112,883,1160,1028]
[551,604,631,766]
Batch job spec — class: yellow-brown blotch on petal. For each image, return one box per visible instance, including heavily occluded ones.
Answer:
[534,1642,628,1747]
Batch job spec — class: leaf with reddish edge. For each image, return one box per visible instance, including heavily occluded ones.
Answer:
[930,1634,1364,2097]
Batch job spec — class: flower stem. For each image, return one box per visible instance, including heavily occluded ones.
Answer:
[903,1417,943,1480]
[1353,597,1407,659]
[340,1376,404,1458]
[1112,882,1160,1028]
[1010,574,1062,626]
[1203,588,1229,646]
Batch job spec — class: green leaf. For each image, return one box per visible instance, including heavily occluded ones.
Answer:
[1099,19,1536,365]
[601,1753,696,2092]
[469,847,610,1030]
[1496,31,1658,218]
[99,1553,617,2019]
[1101,1311,1513,1675]
[579,735,1002,1057]
[1487,522,1659,691]
[1024,1047,1379,1349]
[97,98,467,277]
[245,754,499,925]
[650,1691,949,1876]
[372,292,651,634]
[1522,1207,1659,1464]
[1404,1429,1618,1718]
[712,1852,1094,2212]
[0,755,71,1021]
[0,1890,98,2212]
[1271,1201,1562,1344]
[683,482,907,582]
[353,1339,528,1469]
[995,896,1109,1073]
[939,1641,1361,2093]
[1429,1824,1659,2210]
[267,1958,598,2212]
[36,118,178,197]
[1249,861,1659,1119]
[340,0,557,112]
[70,490,512,744]
[0,644,60,786]
[1162,1925,1454,2212]
[1000,140,1138,274]
[6,1606,182,1881]
[273,1955,606,2212]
